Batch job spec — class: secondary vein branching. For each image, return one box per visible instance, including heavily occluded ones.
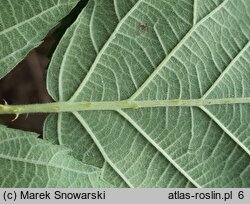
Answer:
[0,97,250,115]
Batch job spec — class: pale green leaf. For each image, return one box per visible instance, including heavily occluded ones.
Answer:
[0,0,80,79]
[45,0,250,187]
[0,125,108,187]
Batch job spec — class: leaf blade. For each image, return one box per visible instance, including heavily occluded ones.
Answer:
[46,0,250,187]
[0,125,105,187]
[0,0,80,79]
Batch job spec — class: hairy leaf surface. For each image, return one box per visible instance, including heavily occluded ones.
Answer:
[45,0,250,187]
[0,125,106,187]
[0,0,79,79]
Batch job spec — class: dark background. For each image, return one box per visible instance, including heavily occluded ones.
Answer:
[0,0,89,135]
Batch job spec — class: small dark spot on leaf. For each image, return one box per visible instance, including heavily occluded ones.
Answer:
[138,22,148,34]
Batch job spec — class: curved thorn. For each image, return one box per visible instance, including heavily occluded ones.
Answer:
[11,114,19,122]
[3,99,8,105]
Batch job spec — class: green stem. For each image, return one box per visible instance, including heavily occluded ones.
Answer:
[1,97,250,115]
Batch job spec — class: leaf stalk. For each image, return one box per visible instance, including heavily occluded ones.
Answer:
[0,97,250,115]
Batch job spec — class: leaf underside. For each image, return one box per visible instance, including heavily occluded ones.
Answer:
[0,0,249,188]
[0,125,109,188]
[44,0,250,187]
[0,0,79,79]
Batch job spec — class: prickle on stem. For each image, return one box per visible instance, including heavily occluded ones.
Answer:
[11,114,20,122]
